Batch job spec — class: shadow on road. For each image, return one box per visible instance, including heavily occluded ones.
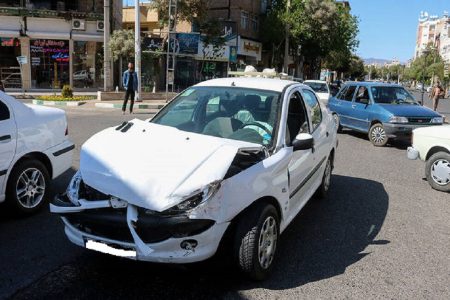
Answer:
[10,175,389,299]
[342,130,409,150]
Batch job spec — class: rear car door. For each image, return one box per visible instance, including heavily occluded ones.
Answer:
[0,98,17,196]
[352,85,372,132]
[332,85,356,127]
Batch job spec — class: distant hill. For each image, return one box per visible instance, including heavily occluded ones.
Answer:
[363,58,391,66]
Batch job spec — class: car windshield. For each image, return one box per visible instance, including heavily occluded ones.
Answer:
[371,86,418,105]
[304,82,328,93]
[152,86,281,147]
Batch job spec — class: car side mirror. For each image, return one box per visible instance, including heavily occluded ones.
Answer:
[292,133,314,151]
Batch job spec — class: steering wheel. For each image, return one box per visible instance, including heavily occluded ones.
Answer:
[240,122,272,135]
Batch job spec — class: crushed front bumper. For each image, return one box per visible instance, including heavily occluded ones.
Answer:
[50,194,229,263]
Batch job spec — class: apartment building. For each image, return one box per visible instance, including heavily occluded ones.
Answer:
[415,11,450,63]
[0,0,122,90]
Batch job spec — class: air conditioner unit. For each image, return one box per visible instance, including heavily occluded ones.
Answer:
[72,19,86,31]
[97,20,105,32]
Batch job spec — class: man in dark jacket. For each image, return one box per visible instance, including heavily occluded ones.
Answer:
[122,62,138,114]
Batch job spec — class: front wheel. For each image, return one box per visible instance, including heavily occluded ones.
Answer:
[5,160,50,215]
[233,203,279,281]
[425,152,450,192]
[369,123,389,147]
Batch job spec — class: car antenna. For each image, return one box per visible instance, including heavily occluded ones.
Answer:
[231,81,236,87]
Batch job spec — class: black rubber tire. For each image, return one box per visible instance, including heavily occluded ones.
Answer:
[5,159,50,215]
[316,156,333,199]
[369,123,389,147]
[425,152,450,193]
[233,203,279,281]
[333,114,343,133]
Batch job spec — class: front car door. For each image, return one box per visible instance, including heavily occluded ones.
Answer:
[284,90,316,220]
[0,98,17,200]
[352,85,372,132]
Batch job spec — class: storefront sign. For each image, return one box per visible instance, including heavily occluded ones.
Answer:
[197,42,229,62]
[169,33,200,55]
[1,38,20,47]
[142,37,164,51]
[238,37,262,61]
[229,46,238,63]
[16,56,27,65]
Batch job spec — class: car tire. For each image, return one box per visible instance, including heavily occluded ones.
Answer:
[5,159,50,215]
[333,114,343,133]
[369,123,389,147]
[425,152,450,192]
[316,156,333,199]
[233,203,279,281]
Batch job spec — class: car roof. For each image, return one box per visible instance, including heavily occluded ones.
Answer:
[194,77,307,93]
[343,81,402,88]
[304,80,327,84]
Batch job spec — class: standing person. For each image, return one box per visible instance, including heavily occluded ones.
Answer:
[0,80,5,92]
[122,62,138,115]
[430,80,444,112]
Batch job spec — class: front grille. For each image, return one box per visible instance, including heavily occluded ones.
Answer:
[407,117,432,124]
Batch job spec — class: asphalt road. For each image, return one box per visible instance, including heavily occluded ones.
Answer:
[0,104,449,300]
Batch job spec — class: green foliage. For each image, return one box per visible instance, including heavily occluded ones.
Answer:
[150,0,209,26]
[61,85,73,98]
[109,29,135,61]
[37,95,94,102]
[346,55,365,80]
[403,47,444,83]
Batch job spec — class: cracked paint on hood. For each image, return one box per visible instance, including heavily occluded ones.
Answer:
[79,120,260,211]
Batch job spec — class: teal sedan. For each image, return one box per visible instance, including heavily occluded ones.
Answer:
[328,82,444,146]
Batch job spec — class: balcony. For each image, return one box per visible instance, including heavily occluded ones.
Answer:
[0,6,103,20]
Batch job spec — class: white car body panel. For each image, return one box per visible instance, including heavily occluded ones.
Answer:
[409,125,450,161]
[51,78,337,263]
[0,92,74,203]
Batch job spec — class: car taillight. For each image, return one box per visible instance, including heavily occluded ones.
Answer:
[65,125,69,136]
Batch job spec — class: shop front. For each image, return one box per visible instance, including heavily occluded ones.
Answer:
[237,37,262,70]
[72,40,103,89]
[0,37,21,88]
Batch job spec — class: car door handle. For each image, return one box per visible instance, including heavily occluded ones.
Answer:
[326,132,329,137]
[351,104,356,108]
[0,135,11,142]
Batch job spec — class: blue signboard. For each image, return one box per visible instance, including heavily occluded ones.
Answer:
[169,33,199,54]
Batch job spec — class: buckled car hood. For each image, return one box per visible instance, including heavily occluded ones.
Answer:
[80,120,261,212]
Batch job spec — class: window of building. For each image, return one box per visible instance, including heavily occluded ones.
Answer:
[73,41,103,88]
[251,15,259,32]
[30,39,70,89]
[241,11,249,30]
[0,37,21,88]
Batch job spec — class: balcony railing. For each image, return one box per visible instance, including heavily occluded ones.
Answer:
[0,7,103,20]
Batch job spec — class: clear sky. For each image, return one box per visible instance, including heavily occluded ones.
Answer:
[348,0,449,62]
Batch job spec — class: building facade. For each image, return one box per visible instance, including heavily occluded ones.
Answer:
[0,0,122,90]
[415,11,450,63]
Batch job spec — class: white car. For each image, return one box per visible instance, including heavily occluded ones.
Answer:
[0,92,74,214]
[50,77,338,280]
[303,80,331,105]
[407,125,450,192]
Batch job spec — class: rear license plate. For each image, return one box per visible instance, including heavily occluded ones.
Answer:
[86,240,136,258]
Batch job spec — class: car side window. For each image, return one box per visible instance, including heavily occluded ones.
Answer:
[302,89,322,131]
[336,86,348,100]
[285,91,309,145]
[342,85,357,101]
[0,100,10,121]
[355,86,370,104]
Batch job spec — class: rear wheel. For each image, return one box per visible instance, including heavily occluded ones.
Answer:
[5,160,50,215]
[233,203,279,281]
[369,123,388,147]
[425,152,450,192]
[316,156,333,199]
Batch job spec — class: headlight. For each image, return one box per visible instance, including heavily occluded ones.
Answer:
[431,117,443,124]
[161,181,221,215]
[67,171,82,205]
[389,116,408,123]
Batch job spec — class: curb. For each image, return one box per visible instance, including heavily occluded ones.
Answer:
[95,102,165,111]
[32,99,86,106]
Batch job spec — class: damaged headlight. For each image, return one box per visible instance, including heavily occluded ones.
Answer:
[160,181,221,215]
[67,171,82,205]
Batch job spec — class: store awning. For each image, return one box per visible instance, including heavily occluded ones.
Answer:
[72,33,103,42]
[26,31,70,40]
[0,30,20,38]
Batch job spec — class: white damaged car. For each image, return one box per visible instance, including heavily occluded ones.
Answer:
[51,78,338,280]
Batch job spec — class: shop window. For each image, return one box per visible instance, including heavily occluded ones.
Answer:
[0,37,21,88]
[0,0,20,7]
[30,39,69,89]
[73,41,103,88]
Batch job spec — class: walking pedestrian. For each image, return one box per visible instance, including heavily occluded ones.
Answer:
[430,80,444,112]
[122,62,138,114]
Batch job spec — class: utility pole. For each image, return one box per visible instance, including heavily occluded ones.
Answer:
[165,0,177,102]
[283,0,290,74]
[104,0,112,91]
[135,0,141,101]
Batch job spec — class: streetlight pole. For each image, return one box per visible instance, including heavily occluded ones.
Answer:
[104,0,112,91]
[135,0,141,101]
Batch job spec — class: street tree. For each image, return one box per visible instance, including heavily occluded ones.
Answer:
[108,29,135,61]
